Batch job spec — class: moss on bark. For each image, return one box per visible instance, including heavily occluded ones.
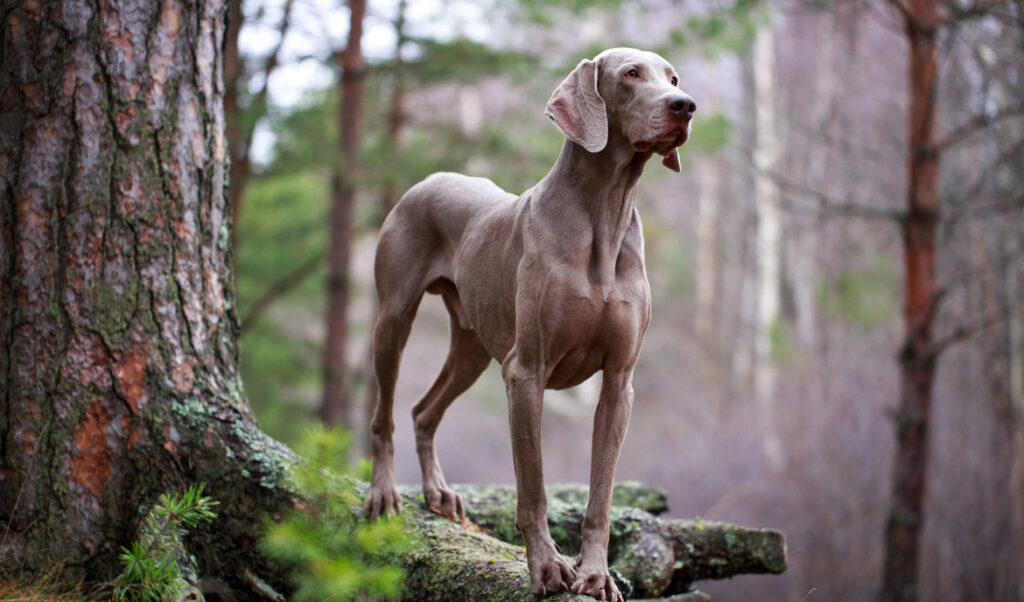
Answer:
[383,482,786,600]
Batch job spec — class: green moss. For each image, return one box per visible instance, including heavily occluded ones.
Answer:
[89,279,137,347]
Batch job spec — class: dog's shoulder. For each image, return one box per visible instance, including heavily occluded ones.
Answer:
[420,172,512,199]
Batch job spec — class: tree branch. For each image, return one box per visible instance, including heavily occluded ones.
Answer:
[437,483,786,599]
[240,255,323,332]
[767,168,906,222]
[943,136,1024,231]
[936,101,1024,152]
[929,310,1004,356]
[938,0,1018,24]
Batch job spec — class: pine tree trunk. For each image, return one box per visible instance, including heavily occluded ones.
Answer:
[0,0,293,589]
[322,0,368,428]
[224,0,246,224]
[880,2,940,601]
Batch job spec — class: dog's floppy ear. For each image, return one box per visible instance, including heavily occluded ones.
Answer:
[545,59,608,153]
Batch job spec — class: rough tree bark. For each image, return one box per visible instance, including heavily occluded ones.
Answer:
[322,0,368,428]
[0,0,294,591]
[445,483,786,599]
[881,1,941,601]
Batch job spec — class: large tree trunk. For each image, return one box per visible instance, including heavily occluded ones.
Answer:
[322,0,368,428]
[880,2,941,601]
[0,0,293,590]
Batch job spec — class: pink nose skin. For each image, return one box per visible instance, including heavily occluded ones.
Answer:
[666,93,697,121]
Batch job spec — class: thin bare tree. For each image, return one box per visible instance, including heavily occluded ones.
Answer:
[322,0,368,428]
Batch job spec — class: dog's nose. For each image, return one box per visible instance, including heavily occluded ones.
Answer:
[667,93,697,120]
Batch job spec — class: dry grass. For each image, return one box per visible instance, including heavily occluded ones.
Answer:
[0,567,83,601]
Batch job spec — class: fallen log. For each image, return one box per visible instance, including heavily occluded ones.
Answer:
[381,482,786,600]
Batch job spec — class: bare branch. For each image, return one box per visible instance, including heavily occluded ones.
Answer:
[942,137,1024,235]
[241,254,323,332]
[936,101,1024,151]
[767,168,906,222]
[930,310,1005,356]
[939,0,1018,23]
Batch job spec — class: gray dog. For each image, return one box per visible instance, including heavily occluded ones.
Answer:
[364,47,695,601]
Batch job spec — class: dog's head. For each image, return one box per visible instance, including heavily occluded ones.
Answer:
[544,47,696,172]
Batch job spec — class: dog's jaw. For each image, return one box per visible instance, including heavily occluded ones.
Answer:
[632,124,690,172]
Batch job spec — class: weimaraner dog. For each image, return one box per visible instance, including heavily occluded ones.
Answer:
[364,47,695,601]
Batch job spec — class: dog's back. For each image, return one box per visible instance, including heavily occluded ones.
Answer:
[374,171,517,314]
[382,172,515,253]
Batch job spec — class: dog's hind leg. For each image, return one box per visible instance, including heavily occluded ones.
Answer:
[412,282,491,521]
[364,268,425,519]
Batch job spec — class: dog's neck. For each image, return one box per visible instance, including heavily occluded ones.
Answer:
[538,137,652,288]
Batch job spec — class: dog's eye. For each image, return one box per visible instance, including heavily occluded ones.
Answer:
[626,68,639,78]
[671,76,678,86]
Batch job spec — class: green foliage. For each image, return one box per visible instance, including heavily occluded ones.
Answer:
[671,0,766,56]
[265,89,337,177]
[819,257,900,330]
[643,218,695,300]
[235,169,327,446]
[239,316,322,445]
[769,318,796,364]
[263,425,410,601]
[111,484,218,602]
[405,37,536,85]
[692,111,733,155]
[235,170,328,306]
[499,0,629,25]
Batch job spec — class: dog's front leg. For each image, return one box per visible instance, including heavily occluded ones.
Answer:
[503,354,576,596]
[571,369,633,602]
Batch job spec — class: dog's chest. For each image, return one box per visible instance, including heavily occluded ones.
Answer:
[542,270,650,388]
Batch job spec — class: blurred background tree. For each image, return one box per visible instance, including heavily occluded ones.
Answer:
[227,0,1024,600]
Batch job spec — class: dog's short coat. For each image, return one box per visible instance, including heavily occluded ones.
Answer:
[363,47,695,601]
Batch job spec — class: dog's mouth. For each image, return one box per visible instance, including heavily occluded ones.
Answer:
[634,125,689,172]
[634,126,689,155]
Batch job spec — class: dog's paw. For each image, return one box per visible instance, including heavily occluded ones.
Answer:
[423,484,465,522]
[527,552,576,597]
[363,483,403,520]
[571,568,624,602]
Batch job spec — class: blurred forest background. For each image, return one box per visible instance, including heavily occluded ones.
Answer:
[225,0,1024,599]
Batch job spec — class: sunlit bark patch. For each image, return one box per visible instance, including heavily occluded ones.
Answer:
[70,401,112,497]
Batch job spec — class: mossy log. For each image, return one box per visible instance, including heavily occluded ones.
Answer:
[382,482,786,600]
